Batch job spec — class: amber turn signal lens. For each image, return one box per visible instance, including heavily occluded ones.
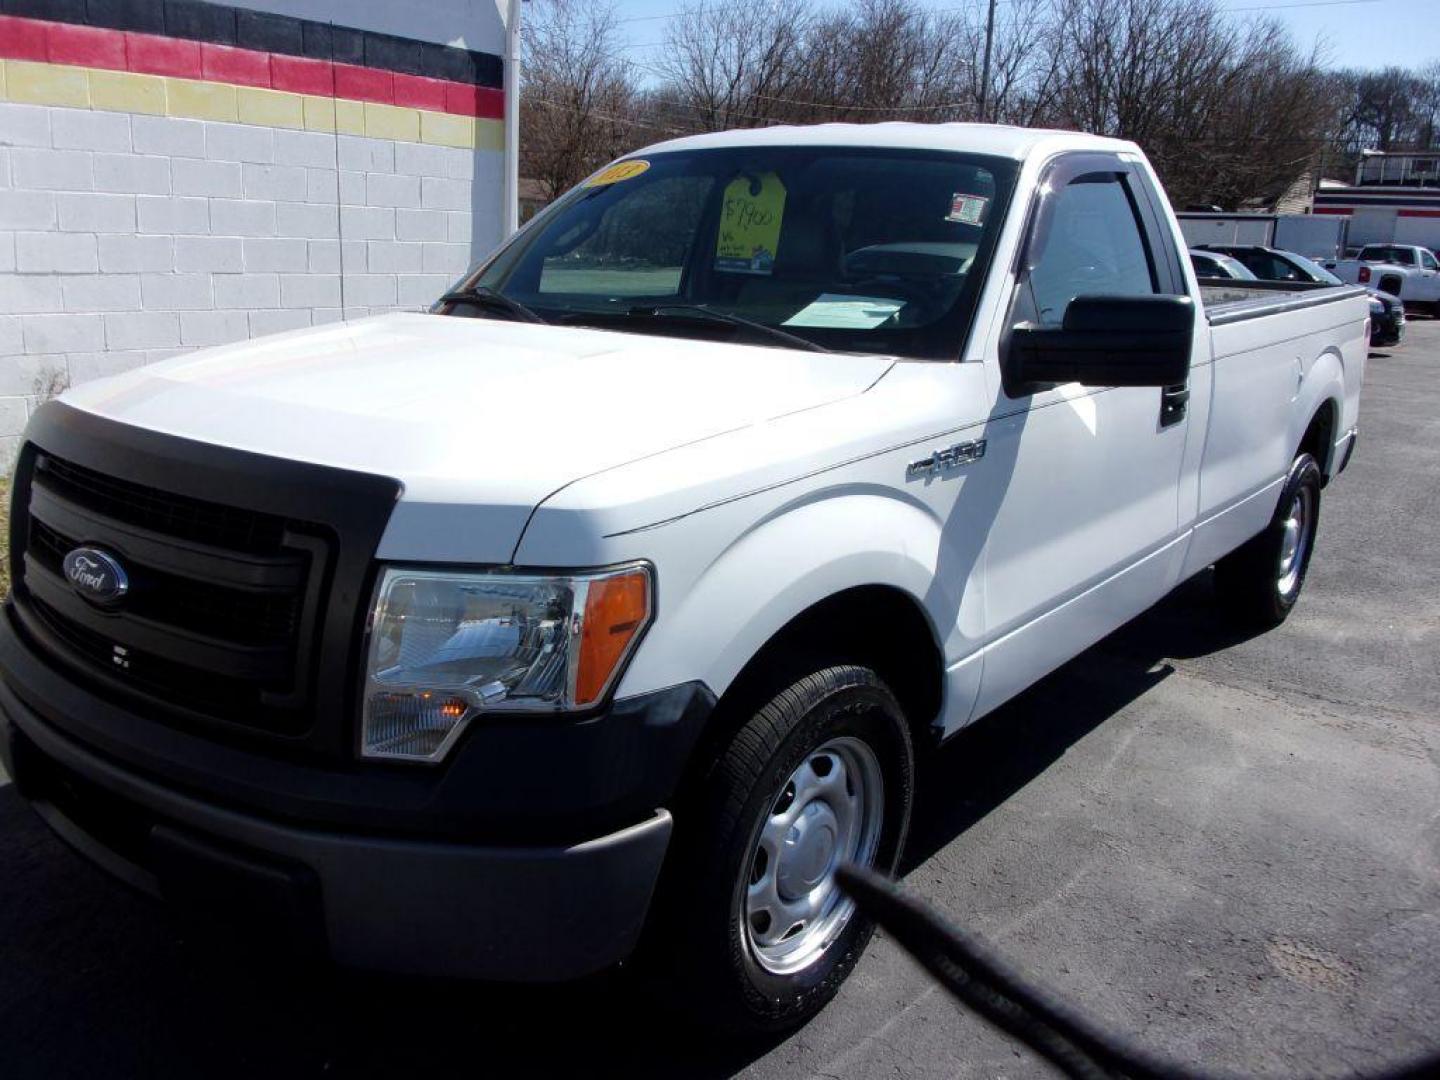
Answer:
[575,569,651,706]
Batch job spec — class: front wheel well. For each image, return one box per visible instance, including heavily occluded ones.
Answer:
[679,586,945,797]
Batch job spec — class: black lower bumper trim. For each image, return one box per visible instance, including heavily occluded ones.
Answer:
[2,704,674,981]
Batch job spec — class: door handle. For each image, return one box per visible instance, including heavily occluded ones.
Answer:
[1159,383,1189,428]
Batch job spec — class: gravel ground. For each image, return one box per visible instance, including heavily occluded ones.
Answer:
[1,321,1437,1079]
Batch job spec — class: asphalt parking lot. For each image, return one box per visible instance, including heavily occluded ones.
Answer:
[1,320,1437,1080]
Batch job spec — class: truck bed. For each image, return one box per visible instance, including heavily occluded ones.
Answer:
[1200,281,1367,325]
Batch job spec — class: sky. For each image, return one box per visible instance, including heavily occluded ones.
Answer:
[605,0,1440,77]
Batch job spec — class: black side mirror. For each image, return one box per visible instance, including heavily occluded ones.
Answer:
[1008,295,1193,389]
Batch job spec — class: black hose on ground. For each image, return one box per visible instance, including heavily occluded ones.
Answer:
[836,864,1440,1080]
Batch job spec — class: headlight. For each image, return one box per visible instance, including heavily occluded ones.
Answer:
[360,563,652,762]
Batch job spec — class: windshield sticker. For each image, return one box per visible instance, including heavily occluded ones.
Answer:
[783,294,905,330]
[716,172,787,275]
[947,194,989,226]
[585,160,650,187]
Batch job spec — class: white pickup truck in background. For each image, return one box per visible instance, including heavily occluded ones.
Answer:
[0,124,1367,1032]
[1325,242,1440,311]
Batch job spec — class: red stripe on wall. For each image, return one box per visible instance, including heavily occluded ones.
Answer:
[201,42,271,88]
[47,21,125,69]
[1315,206,1440,218]
[125,31,202,78]
[394,72,448,112]
[333,62,394,105]
[0,13,496,118]
[0,15,48,60]
[270,53,333,95]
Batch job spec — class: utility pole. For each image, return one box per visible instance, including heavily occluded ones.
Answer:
[978,0,996,124]
[503,0,525,236]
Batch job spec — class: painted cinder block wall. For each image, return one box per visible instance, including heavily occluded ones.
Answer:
[0,0,508,465]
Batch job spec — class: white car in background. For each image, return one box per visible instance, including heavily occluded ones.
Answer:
[1325,243,1440,313]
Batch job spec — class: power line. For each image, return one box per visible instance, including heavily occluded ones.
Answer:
[611,0,1388,35]
[568,47,967,115]
[612,1,1021,33]
[525,94,691,134]
[1220,0,1382,10]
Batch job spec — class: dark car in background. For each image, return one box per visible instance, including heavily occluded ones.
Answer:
[1190,249,1259,281]
[1198,244,1404,347]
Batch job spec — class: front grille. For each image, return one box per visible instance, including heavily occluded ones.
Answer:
[28,517,302,645]
[38,453,288,552]
[13,451,329,737]
[10,403,404,761]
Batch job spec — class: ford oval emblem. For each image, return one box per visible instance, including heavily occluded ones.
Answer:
[62,547,129,606]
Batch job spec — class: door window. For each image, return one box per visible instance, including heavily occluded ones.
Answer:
[1020,176,1157,326]
[1235,251,1301,281]
[1422,249,1439,271]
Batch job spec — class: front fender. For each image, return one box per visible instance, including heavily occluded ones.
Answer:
[615,485,968,708]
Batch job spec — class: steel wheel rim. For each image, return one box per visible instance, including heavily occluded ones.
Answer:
[1277,487,1312,598]
[743,735,885,976]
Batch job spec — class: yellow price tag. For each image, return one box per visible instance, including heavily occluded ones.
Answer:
[716,172,787,275]
[585,160,651,187]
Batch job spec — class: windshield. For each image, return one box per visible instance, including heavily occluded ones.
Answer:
[447,147,1019,360]
[1285,251,1343,284]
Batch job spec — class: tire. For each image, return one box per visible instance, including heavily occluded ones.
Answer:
[1214,452,1322,629]
[661,665,914,1033]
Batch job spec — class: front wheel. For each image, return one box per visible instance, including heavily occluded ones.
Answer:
[662,665,914,1032]
[1214,452,1322,628]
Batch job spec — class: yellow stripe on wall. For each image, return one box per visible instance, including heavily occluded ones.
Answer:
[0,58,501,151]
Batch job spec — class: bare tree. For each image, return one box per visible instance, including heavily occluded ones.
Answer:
[1411,62,1440,150]
[953,0,1060,126]
[525,0,1420,214]
[656,0,811,132]
[520,0,644,202]
[1045,0,1334,208]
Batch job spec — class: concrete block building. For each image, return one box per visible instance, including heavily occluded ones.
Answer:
[0,0,508,464]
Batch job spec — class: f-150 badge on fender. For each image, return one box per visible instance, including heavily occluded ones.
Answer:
[907,439,986,480]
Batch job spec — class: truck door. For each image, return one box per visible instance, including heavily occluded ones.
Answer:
[1419,247,1440,300]
[972,154,1192,720]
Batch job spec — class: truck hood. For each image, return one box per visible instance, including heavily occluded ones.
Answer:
[61,313,893,561]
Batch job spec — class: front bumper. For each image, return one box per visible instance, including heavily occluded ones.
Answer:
[1371,311,1404,346]
[0,611,714,982]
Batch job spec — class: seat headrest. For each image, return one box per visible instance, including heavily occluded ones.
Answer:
[775,215,838,278]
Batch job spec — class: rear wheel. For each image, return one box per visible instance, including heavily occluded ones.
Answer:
[662,665,914,1032]
[1214,452,1321,628]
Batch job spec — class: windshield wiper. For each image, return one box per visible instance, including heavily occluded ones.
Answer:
[638,304,832,353]
[435,285,547,324]
[563,304,830,353]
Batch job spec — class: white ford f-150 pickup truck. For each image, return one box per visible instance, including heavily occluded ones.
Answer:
[0,124,1366,1031]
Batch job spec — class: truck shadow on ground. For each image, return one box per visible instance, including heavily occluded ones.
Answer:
[903,569,1259,872]
[0,573,1261,1080]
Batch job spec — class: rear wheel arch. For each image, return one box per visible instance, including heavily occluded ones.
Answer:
[1298,397,1339,481]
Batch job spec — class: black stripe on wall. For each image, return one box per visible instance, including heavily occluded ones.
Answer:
[0,0,504,88]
